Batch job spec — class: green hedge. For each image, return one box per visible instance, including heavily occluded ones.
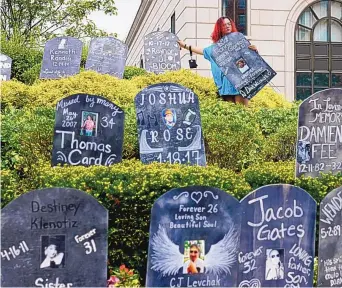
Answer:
[1,160,251,278]
[2,160,341,283]
[1,100,299,178]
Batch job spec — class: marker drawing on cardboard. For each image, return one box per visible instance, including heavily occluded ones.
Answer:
[135,83,206,166]
[212,32,276,99]
[146,186,241,287]
[296,88,342,178]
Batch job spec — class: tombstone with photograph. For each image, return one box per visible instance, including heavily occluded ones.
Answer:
[296,88,342,178]
[318,186,342,287]
[146,186,241,287]
[144,31,181,74]
[40,36,83,79]
[85,37,128,78]
[211,32,276,100]
[1,188,108,287]
[51,94,124,167]
[134,83,206,166]
[0,53,12,81]
[238,184,316,288]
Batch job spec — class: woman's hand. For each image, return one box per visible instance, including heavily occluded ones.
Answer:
[177,40,186,49]
[248,45,258,53]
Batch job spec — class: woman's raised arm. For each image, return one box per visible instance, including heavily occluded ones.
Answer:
[177,40,203,55]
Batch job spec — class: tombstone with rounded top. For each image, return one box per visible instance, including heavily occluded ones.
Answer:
[238,184,316,288]
[40,36,83,79]
[318,186,342,287]
[296,88,342,178]
[1,187,108,287]
[0,53,12,81]
[134,83,206,166]
[144,31,181,74]
[85,37,128,78]
[146,186,242,287]
[52,93,124,167]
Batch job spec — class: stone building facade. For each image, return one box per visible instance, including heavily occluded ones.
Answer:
[125,0,342,101]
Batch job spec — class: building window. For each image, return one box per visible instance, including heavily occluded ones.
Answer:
[222,0,247,34]
[171,12,176,34]
[295,0,342,100]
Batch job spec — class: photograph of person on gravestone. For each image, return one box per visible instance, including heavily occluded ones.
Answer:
[81,112,98,136]
[265,249,284,280]
[177,17,257,106]
[236,59,249,74]
[40,235,65,269]
[162,108,176,129]
[183,241,205,274]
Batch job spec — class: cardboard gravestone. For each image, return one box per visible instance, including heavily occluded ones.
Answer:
[40,36,83,79]
[296,88,342,178]
[146,186,241,287]
[238,184,316,288]
[318,186,342,287]
[85,37,128,78]
[0,53,12,81]
[134,83,206,166]
[1,188,108,287]
[144,31,181,74]
[52,94,124,166]
[212,32,276,99]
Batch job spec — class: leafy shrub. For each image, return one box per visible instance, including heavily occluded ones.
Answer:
[254,106,298,136]
[1,107,55,173]
[3,160,251,278]
[21,63,42,85]
[264,122,297,161]
[0,36,43,83]
[123,66,147,79]
[243,161,295,189]
[202,101,265,170]
[132,69,219,100]
[1,70,293,110]
[249,86,294,109]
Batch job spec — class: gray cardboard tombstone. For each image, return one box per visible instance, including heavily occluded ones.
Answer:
[0,53,12,81]
[85,37,128,78]
[318,186,342,287]
[1,187,108,287]
[212,32,276,100]
[134,83,206,166]
[40,36,83,79]
[144,31,181,74]
[238,184,316,288]
[296,88,342,178]
[146,186,241,287]
[51,94,124,167]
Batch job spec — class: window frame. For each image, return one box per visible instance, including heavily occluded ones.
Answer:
[295,0,342,100]
[221,0,247,35]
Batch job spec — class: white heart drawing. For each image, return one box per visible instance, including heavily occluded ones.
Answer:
[191,191,202,204]
[238,279,261,288]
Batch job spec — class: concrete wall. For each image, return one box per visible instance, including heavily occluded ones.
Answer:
[126,0,316,101]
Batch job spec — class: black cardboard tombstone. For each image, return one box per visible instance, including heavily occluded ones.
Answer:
[318,186,342,287]
[134,83,206,166]
[52,94,124,166]
[40,36,83,79]
[146,186,241,287]
[1,187,108,287]
[144,31,181,74]
[85,37,128,78]
[296,88,342,178]
[238,184,316,288]
[212,32,276,100]
[0,53,12,81]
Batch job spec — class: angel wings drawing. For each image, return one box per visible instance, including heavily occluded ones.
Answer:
[150,224,239,277]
